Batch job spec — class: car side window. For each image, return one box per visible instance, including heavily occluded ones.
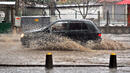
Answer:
[85,21,97,32]
[69,21,88,30]
[81,22,88,30]
[51,21,68,31]
[69,22,82,30]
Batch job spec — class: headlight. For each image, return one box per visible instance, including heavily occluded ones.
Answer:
[21,33,24,38]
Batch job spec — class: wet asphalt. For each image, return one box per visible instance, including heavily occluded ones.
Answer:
[0,34,130,73]
[0,67,130,73]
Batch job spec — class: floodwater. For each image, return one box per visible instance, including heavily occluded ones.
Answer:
[0,33,129,51]
[29,33,129,51]
[0,67,130,73]
[0,34,130,73]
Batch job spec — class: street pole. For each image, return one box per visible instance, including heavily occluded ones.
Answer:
[11,6,15,33]
[103,0,106,20]
[75,11,77,19]
[15,0,23,16]
[98,11,100,26]
[15,0,23,33]
[48,0,57,23]
[48,0,56,16]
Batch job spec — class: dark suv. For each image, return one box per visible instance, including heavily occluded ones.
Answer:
[21,19,102,47]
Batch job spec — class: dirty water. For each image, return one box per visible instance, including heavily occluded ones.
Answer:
[0,34,130,73]
[0,33,129,51]
[0,67,130,73]
[28,33,128,51]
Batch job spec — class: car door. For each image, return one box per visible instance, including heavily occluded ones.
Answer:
[85,21,101,40]
[67,21,90,41]
[50,21,69,36]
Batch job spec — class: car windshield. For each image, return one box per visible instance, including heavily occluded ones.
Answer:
[51,21,69,31]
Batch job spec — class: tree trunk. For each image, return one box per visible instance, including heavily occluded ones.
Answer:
[48,0,56,16]
[15,0,24,33]
[15,0,24,16]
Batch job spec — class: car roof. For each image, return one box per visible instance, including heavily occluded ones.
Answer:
[54,19,92,22]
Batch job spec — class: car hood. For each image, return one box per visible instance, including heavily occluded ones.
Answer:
[24,26,47,34]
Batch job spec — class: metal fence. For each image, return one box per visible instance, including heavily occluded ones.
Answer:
[54,13,127,27]
[99,14,127,27]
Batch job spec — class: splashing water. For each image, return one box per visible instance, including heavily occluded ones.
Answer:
[0,34,128,51]
[29,33,127,51]
[85,37,127,50]
[29,33,90,51]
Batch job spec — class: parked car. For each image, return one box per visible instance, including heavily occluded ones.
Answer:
[21,19,102,48]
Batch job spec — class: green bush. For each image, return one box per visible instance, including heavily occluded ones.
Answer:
[0,23,11,33]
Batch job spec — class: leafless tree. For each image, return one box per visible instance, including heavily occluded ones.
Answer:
[23,0,61,18]
[15,0,25,16]
[74,0,99,19]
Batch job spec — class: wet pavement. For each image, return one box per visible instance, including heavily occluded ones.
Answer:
[0,67,130,73]
[103,34,130,45]
[0,34,130,72]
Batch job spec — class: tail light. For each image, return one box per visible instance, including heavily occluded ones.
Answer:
[98,33,101,37]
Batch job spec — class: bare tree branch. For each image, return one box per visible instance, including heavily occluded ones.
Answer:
[75,0,99,19]
[83,0,85,18]
[77,3,84,19]
[54,2,61,19]
[84,1,89,19]
[42,6,47,16]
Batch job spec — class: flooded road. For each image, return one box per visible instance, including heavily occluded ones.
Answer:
[0,34,130,73]
[102,34,130,47]
[0,67,130,73]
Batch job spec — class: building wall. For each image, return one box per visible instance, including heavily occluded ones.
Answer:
[23,8,43,16]
[105,4,126,21]
[100,3,127,26]
[23,6,102,19]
